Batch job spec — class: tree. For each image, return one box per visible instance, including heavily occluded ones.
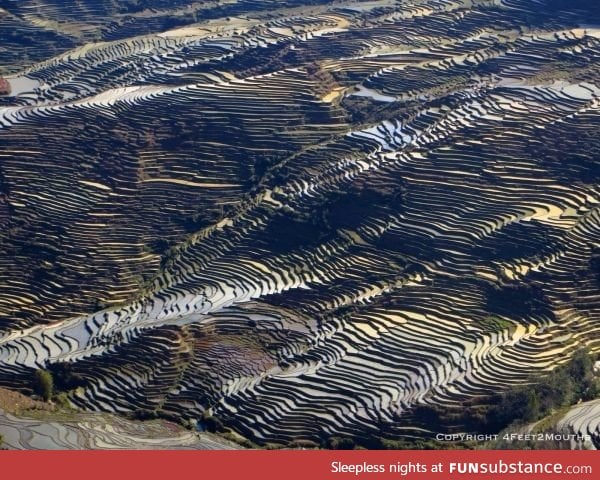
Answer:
[524,390,541,422]
[201,414,225,433]
[33,369,54,401]
[326,436,355,450]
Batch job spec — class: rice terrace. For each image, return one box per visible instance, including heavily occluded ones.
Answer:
[0,0,599,450]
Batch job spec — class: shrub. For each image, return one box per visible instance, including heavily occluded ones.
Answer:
[201,414,225,433]
[131,409,159,421]
[288,439,320,449]
[53,391,72,409]
[326,436,355,450]
[33,369,54,401]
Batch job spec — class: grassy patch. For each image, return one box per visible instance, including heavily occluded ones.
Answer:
[479,316,515,334]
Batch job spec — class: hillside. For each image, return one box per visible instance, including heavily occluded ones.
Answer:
[0,0,599,448]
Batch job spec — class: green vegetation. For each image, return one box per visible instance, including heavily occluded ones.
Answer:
[33,369,54,402]
[378,437,449,450]
[491,349,599,427]
[195,411,262,448]
[53,392,73,409]
[407,348,600,441]
[191,349,597,451]
[326,436,355,450]
[326,349,599,451]
[200,412,225,433]
[130,409,159,421]
[48,362,88,391]
[30,367,79,409]
[319,433,449,451]
[479,316,515,334]
[221,431,260,449]
[288,439,320,449]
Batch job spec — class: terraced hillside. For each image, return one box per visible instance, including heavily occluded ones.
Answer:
[0,0,599,448]
[0,387,235,449]
[489,398,600,450]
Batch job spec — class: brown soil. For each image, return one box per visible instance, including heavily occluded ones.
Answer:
[0,387,53,414]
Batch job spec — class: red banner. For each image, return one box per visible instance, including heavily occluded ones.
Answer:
[1,450,598,480]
